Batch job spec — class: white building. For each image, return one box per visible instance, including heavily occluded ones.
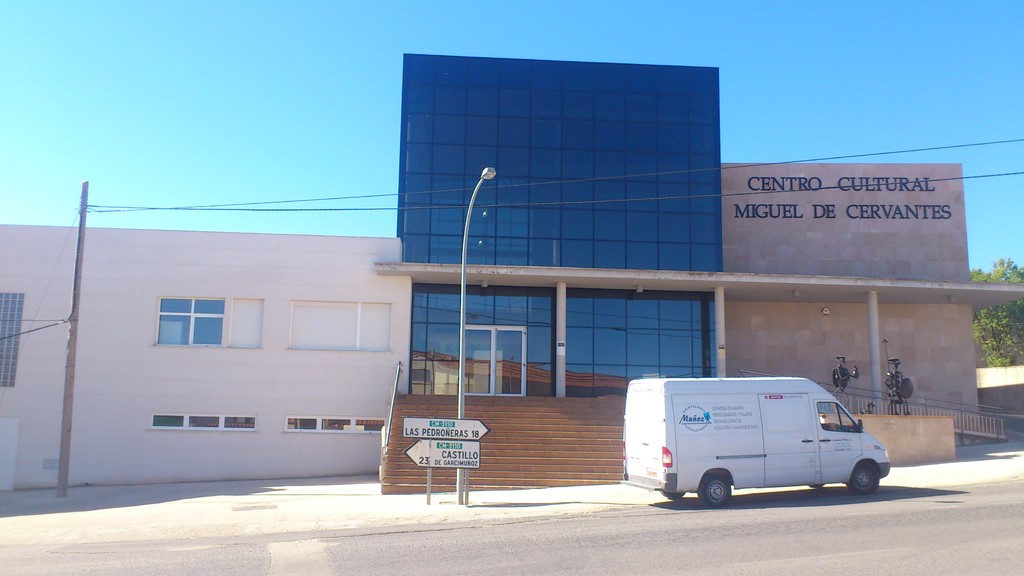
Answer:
[0,226,409,489]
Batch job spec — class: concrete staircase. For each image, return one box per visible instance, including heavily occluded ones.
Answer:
[381,395,626,495]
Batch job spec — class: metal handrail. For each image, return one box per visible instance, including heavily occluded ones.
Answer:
[737,369,1007,442]
[382,361,403,459]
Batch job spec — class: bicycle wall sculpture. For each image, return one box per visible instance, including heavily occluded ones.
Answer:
[830,340,914,415]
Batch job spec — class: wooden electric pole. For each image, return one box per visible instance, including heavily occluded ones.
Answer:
[57,181,88,498]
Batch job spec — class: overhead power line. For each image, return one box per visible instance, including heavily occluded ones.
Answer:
[87,137,1024,214]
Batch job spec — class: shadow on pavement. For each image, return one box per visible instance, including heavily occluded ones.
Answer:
[0,475,377,519]
[650,485,968,511]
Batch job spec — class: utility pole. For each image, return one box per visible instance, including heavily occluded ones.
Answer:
[57,181,88,497]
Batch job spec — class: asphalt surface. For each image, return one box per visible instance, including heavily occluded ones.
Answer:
[1,441,1022,546]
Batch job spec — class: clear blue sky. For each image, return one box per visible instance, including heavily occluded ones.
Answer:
[2,1,1022,271]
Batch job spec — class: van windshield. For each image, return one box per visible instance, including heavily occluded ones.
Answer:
[816,401,859,433]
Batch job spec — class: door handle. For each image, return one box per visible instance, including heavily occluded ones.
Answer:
[801,439,814,443]
[819,439,832,443]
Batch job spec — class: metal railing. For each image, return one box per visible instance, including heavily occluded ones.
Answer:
[831,385,1006,443]
[381,361,403,479]
[737,370,1007,444]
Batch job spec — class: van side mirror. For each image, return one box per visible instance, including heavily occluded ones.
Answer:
[856,419,864,433]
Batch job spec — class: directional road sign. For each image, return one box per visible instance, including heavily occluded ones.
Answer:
[402,417,490,440]
[404,439,481,469]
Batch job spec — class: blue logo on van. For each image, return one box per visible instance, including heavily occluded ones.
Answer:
[680,405,712,431]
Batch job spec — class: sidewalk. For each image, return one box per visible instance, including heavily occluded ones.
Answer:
[1,441,1021,546]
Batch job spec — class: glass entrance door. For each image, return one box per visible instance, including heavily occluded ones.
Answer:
[465,326,527,396]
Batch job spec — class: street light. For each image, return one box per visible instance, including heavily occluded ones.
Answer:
[457,166,496,504]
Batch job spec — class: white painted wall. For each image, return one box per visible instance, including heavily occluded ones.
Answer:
[0,225,409,488]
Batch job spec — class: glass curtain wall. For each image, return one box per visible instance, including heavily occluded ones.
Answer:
[398,54,722,271]
[410,284,555,397]
[565,289,713,397]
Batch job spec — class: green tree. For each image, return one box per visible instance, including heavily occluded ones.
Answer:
[971,259,1024,367]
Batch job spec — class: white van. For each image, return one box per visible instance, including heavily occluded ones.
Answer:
[623,377,890,507]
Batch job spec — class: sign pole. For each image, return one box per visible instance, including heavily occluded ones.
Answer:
[426,467,432,505]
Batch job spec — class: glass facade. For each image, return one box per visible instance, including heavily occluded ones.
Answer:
[399,55,722,397]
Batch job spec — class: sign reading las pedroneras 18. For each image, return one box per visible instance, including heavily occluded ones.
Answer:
[734,175,953,221]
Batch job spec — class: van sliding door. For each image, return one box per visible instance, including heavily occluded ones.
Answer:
[759,393,819,486]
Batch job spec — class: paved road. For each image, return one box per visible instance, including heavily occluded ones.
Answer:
[4,478,1022,575]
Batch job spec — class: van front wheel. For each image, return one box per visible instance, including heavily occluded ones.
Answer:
[698,474,732,508]
[847,463,880,494]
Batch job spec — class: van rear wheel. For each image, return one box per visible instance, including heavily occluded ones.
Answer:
[697,474,732,508]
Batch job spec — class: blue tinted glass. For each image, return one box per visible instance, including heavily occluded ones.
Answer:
[658,214,690,242]
[627,298,658,329]
[406,114,433,143]
[593,297,625,328]
[594,240,625,268]
[594,181,625,208]
[658,152,689,178]
[402,233,429,262]
[626,123,657,152]
[594,151,624,178]
[566,327,593,363]
[627,66,657,93]
[433,115,465,144]
[594,64,626,91]
[563,121,594,149]
[626,94,656,122]
[402,206,429,235]
[567,297,592,327]
[160,298,191,313]
[467,87,499,115]
[594,122,625,150]
[594,211,625,241]
[406,144,432,172]
[659,240,692,270]
[497,147,529,177]
[496,207,529,236]
[157,315,190,345]
[626,211,656,241]
[594,92,625,121]
[530,149,561,178]
[530,208,559,237]
[429,234,462,264]
[658,93,688,122]
[435,56,466,84]
[466,59,499,87]
[500,59,530,86]
[466,117,497,145]
[562,181,592,203]
[562,209,593,240]
[529,239,557,266]
[531,118,561,148]
[193,317,222,345]
[498,117,529,147]
[627,241,657,269]
[465,146,498,172]
[499,88,530,116]
[563,150,593,178]
[531,60,562,88]
[627,332,658,365]
[566,366,594,397]
[691,243,721,271]
[561,240,594,267]
[405,85,434,114]
[564,63,594,90]
[658,66,693,94]
[563,91,594,120]
[494,236,529,265]
[529,294,553,325]
[404,55,433,84]
[432,145,464,174]
[194,299,224,314]
[435,86,465,114]
[532,91,562,118]
[593,328,626,364]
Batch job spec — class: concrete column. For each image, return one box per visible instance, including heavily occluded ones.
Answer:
[556,281,567,397]
[715,286,726,377]
[867,290,883,408]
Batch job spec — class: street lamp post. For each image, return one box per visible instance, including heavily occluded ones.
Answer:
[457,166,496,505]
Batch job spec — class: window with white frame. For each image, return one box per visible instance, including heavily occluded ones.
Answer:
[285,416,385,433]
[151,414,256,430]
[158,298,225,346]
[290,301,391,351]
